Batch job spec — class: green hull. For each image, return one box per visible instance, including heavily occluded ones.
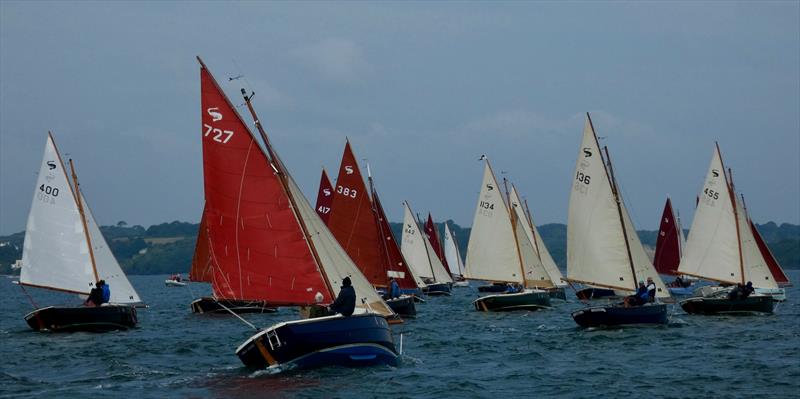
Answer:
[680,295,774,315]
[473,291,551,312]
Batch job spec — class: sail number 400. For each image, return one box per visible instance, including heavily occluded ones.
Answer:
[203,124,234,144]
[39,184,59,197]
[336,185,357,198]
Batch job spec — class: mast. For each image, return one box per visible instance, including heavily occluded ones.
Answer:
[603,146,638,289]
[69,159,100,283]
[504,178,528,287]
[717,142,745,285]
[224,63,335,297]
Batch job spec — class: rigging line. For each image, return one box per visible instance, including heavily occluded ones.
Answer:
[18,283,40,310]
[215,300,258,331]
[231,59,257,101]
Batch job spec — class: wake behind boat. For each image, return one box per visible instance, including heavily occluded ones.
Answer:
[18,133,143,332]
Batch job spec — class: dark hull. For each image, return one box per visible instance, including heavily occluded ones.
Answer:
[24,305,137,332]
[680,295,774,315]
[386,295,416,318]
[473,291,551,312]
[575,287,619,300]
[236,313,398,370]
[477,284,507,293]
[424,283,452,296]
[572,304,668,327]
[547,287,567,300]
[191,297,278,314]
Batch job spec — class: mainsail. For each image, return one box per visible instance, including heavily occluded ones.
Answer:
[523,199,566,287]
[653,198,681,276]
[464,161,523,284]
[443,222,465,277]
[566,114,669,298]
[189,205,212,283]
[509,186,555,288]
[401,202,452,284]
[372,191,421,291]
[315,169,334,224]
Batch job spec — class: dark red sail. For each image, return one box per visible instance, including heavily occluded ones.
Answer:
[653,198,681,275]
[326,141,387,286]
[750,221,791,286]
[315,169,334,224]
[189,205,212,283]
[200,60,330,304]
[373,190,419,290]
[424,213,449,271]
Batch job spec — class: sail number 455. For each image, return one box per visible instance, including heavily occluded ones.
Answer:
[203,124,234,144]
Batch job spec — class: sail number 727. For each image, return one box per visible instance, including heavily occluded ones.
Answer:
[203,124,234,144]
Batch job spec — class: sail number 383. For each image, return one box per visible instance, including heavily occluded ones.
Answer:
[203,124,234,144]
[336,185,357,198]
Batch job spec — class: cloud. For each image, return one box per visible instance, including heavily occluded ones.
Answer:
[464,110,568,139]
[292,38,370,83]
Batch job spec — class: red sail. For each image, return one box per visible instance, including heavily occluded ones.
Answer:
[326,141,387,286]
[373,191,419,290]
[200,61,330,305]
[424,213,449,271]
[653,198,681,275]
[315,169,334,224]
[750,220,791,286]
[189,205,212,282]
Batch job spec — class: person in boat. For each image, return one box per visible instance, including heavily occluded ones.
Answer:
[646,277,657,303]
[328,277,356,317]
[84,280,109,307]
[388,277,401,299]
[728,283,744,300]
[624,281,648,307]
[740,281,755,299]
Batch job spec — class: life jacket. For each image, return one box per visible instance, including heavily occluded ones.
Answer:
[101,284,111,303]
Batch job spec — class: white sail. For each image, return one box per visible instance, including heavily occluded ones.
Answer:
[620,200,670,298]
[423,229,454,283]
[464,161,523,283]
[284,171,394,317]
[443,223,465,276]
[678,147,741,284]
[676,209,687,256]
[400,202,434,285]
[509,186,553,288]
[80,192,141,303]
[20,134,96,295]
[566,116,637,291]
[736,196,778,289]
[529,219,566,287]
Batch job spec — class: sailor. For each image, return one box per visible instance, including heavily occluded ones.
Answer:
[624,281,648,307]
[728,283,744,300]
[741,281,755,299]
[389,278,401,299]
[99,280,110,304]
[84,280,106,307]
[329,277,356,317]
[646,277,657,302]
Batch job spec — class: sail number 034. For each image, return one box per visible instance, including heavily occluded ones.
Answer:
[203,124,234,144]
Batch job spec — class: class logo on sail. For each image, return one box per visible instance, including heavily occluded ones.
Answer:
[207,107,223,122]
[322,188,331,196]
[583,147,592,157]
[47,161,56,170]
[344,165,354,175]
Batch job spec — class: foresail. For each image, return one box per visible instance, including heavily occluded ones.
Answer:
[509,187,553,288]
[530,221,566,287]
[315,169,334,224]
[566,116,636,290]
[678,147,741,284]
[20,134,95,295]
[373,192,420,290]
[736,198,777,289]
[464,161,522,283]
[200,63,330,305]
[653,198,681,276]
[189,205,213,283]
[424,214,449,271]
[400,202,432,286]
[620,200,670,298]
[750,221,791,286]
[284,172,394,317]
[423,230,454,283]
[80,192,142,303]
[443,223,464,276]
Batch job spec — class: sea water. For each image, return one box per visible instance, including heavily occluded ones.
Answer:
[1,271,798,398]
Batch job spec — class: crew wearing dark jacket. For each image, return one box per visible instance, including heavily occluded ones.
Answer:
[329,277,356,316]
[84,280,108,307]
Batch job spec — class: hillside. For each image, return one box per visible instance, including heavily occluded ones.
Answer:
[1,220,798,275]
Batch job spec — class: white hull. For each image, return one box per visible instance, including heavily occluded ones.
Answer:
[452,281,469,287]
[755,287,786,302]
[165,280,186,287]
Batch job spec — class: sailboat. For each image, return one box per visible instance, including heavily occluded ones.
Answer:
[195,58,397,370]
[748,218,791,301]
[188,206,277,314]
[653,197,695,295]
[463,159,552,312]
[315,169,333,224]
[18,133,142,332]
[442,222,469,287]
[566,114,670,327]
[322,140,420,317]
[516,189,568,300]
[401,202,454,296]
[678,144,779,314]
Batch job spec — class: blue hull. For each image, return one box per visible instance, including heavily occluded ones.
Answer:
[236,313,398,370]
[667,286,695,296]
[424,283,452,296]
[575,287,619,300]
[572,304,668,327]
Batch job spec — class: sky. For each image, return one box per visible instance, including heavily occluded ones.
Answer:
[1,1,798,235]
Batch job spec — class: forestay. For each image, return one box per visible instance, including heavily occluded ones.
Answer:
[20,134,95,295]
[678,147,741,284]
[566,116,636,291]
[464,161,523,283]
[509,186,553,288]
